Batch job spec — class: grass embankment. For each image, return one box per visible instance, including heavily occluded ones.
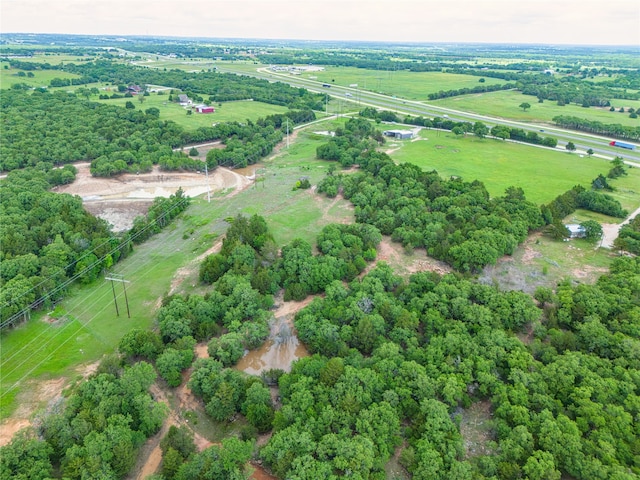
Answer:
[0,124,351,419]
[432,90,640,127]
[390,130,640,207]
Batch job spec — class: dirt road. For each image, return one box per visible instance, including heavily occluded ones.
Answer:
[600,205,640,248]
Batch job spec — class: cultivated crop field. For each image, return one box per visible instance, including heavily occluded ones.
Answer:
[390,130,640,207]
[432,89,640,127]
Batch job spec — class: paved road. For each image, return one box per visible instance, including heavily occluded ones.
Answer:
[214,65,640,163]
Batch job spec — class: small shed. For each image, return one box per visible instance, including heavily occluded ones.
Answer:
[566,224,586,238]
[195,105,215,114]
[383,130,414,139]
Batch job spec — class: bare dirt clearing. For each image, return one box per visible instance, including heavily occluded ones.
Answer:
[460,400,495,459]
[0,360,100,447]
[362,237,453,278]
[57,163,252,231]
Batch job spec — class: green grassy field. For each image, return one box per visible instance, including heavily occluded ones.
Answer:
[0,65,81,89]
[292,66,505,99]
[0,225,196,418]
[432,90,640,127]
[96,92,291,130]
[390,130,640,207]
[0,124,352,419]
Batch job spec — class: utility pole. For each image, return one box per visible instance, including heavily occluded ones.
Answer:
[205,163,211,203]
[105,274,131,318]
[286,118,289,149]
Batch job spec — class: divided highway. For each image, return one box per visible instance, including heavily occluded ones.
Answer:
[214,65,640,163]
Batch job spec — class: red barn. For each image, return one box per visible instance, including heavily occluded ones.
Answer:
[196,105,215,114]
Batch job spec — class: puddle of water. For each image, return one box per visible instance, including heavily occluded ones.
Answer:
[249,462,278,480]
[235,315,309,376]
[234,164,262,178]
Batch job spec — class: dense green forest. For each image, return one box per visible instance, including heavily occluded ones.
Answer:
[1,38,639,480]
[0,90,317,175]
[6,215,636,479]
[615,215,640,255]
[0,361,168,479]
[0,167,189,327]
[315,117,544,272]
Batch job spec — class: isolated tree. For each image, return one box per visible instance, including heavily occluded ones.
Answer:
[189,147,199,157]
[473,121,489,138]
[586,148,594,156]
[125,100,135,109]
[580,220,603,241]
[519,102,531,111]
[565,141,576,151]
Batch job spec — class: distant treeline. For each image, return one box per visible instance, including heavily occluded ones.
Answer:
[427,82,516,100]
[59,60,325,108]
[552,115,640,141]
[360,107,559,148]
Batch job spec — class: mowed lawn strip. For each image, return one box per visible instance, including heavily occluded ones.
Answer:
[390,131,640,207]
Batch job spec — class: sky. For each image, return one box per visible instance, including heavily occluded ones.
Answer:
[2,0,639,46]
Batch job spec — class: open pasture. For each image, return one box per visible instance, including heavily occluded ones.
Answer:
[432,89,640,127]
[0,65,81,89]
[390,130,640,207]
[295,66,505,99]
[97,92,291,130]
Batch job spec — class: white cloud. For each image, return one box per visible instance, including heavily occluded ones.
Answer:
[1,0,639,45]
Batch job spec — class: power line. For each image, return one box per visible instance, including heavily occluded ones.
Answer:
[1,214,190,374]
[0,215,182,366]
[1,215,194,390]
[1,196,190,329]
